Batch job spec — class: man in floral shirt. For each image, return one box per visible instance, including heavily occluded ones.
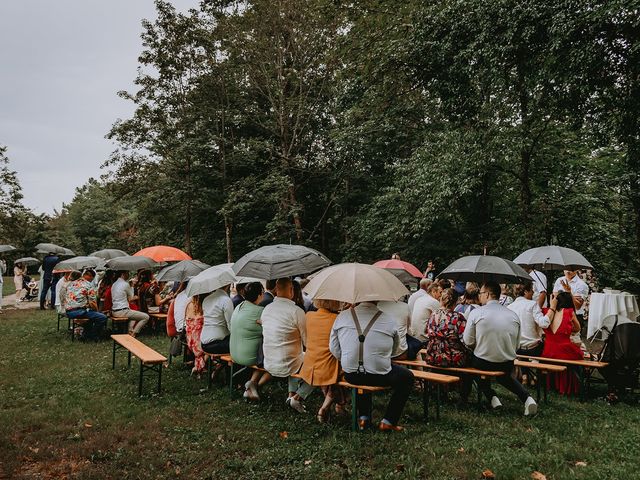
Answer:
[65,269,107,340]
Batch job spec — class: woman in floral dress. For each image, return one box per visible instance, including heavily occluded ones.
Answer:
[185,293,207,375]
[424,288,468,367]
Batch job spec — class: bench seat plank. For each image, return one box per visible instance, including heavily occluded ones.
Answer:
[111,334,166,364]
[394,359,505,377]
[514,359,566,372]
[411,370,460,384]
[518,355,608,369]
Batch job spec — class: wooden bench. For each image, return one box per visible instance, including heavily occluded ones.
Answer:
[149,312,168,334]
[111,334,167,397]
[70,317,90,342]
[518,355,608,399]
[56,311,66,331]
[203,353,235,389]
[514,359,566,402]
[109,314,129,334]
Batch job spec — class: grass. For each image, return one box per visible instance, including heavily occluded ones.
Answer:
[0,308,639,479]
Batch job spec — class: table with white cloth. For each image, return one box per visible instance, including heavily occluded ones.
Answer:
[587,292,639,339]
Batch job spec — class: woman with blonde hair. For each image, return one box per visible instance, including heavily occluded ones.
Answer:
[13,262,27,305]
[185,293,208,376]
[298,298,347,423]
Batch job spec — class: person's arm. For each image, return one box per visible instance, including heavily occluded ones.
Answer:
[532,302,550,329]
[296,309,307,346]
[329,323,341,360]
[462,313,476,348]
[223,298,234,330]
[537,291,547,309]
[571,312,581,332]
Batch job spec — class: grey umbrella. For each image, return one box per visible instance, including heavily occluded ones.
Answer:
[14,257,40,266]
[232,244,331,280]
[156,259,211,282]
[89,248,128,260]
[105,255,157,271]
[53,256,106,272]
[385,268,420,286]
[513,245,593,271]
[437,255,532,284]
[34,243,73,255]
[0,245,16,253]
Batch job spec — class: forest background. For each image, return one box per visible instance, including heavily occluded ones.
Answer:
[1,0,639,291]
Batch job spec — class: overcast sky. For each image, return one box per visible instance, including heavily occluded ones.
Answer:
[0,0,198,214]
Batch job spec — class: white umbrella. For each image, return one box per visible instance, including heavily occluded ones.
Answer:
[0,245,16,253]
[185,264,237,297]
[14,257,40,266]
[513,245,593,271]
[302,263,409,304]
[105,255,157,271]
[90,249,128,260]
[35,242,71,255]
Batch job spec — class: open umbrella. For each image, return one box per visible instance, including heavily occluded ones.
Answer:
[0,245,16,253]
[513,245,593,271]
[90,248,128,260]
[232,244,331,280]
[35,242,71,255]
[373,259,423,278]
[156,259,210,283]
[437,255,532,284]
[185,264,236,297]
[303,263,409,304]
[134,245,191,262]
[53,256,106,273]
[105,255,157,271]
[14,257,40,266]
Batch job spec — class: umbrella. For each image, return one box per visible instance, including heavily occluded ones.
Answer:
[513,245,593,271]
[185,264,236,297]
[232,244,331,280]
[0,245,16,253]
[134,245,192,262]
[156,260,211,282]
[302,263,409,304]
[14,257,40,266]
[384,268,420,286]
[35,242,71,255]
[90,248,128,260]
[105,255,157,271]
[373,259,423,278]
[53,256,106,273]
[437,255,532,284]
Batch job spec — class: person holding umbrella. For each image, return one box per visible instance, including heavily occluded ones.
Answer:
[40,252,60,310]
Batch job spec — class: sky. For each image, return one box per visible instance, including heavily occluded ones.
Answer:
[0,0,198,214]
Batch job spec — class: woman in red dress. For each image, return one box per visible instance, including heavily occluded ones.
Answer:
[542,292,583,395]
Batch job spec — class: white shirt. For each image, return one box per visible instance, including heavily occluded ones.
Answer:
[378,301,410,357]
[530,270,547,303]
[508,296,550,349]
[111,278,134,311]
[55,278,69,312]
[261,297,307,377]
[464,300,521,363]
[330,303,400,375]
[200,289,234,344]
[407,288,427,315]
[173,291,191,333]
[553,275,589,315]
[410,293,440,342]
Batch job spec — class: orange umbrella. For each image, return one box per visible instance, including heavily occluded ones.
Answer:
[133,245,191,262]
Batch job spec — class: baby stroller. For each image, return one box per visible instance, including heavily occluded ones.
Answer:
[21,275,39,301]
[598,322,640,402]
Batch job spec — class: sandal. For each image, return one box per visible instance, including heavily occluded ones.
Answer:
[317,407,330,424]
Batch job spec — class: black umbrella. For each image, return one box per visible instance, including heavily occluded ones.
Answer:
[438,255,532,284]
[232,244,331,280]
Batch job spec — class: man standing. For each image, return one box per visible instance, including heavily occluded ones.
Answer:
[40,252,59,310]
[553,270,589,344]
[111,271,149,337]
[410,280,447,343]
[330,301,414,431]
[524,266,548,308]
[424,260,437,281]
[407,278,432,315]
[463,281,538,416]
[261,278,311,412]
[65,269,108,341]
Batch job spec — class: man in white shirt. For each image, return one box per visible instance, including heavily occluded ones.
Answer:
[378,300,410,358]
[410,280,446,343]
[407,278,432,315]
[524,267,548,308]
[261,278,312,412]
[508,283,551,356]
[200,287,234,354]
[330,302,414,431]
[553,270,589,344]
[111,271,149,337]
[173,284,191,333]
[463,281,538,416]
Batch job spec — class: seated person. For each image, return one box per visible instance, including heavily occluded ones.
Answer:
[377,300,414,359]
[424,288,468,367]
[330,301,414,432]
[462,281,538,416]
[231,283,247,308]
[261,278,312,413]
[172,281,191,334]
[65,269,108,341]
[541,292,583,395]
[508,283,551,357]
[111,271,150,337]
[410,279,449,344]
[185,293,207,375]
[454,283,480,318]
[230,282,271,401]
[200,285,234,354]
[153,281,175,313]
[299,298,347,423]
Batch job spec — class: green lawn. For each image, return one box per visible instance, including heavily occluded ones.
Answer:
[1,309,639,479]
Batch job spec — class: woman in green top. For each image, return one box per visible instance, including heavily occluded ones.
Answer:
[230,282,271,401]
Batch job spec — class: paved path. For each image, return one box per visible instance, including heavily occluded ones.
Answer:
[1,292,40,311]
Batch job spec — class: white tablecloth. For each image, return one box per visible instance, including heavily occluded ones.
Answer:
[587,292,639,339]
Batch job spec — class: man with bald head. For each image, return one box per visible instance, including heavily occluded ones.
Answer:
[261,277,312,413]
[407,278,432,315]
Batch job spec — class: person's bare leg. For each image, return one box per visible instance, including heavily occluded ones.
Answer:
[257,372,271,387]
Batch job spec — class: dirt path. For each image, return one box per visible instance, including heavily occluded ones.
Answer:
[1,292,40,311]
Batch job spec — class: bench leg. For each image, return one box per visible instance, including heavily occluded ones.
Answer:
[542,372,548,403]
[535,371,541,403]
[128,351,132,369]
[422,381,430,422]
[112,339,117,369]
[71,320,75,342]
[207,356,213,390]
[157,364,162,395]
[436,385,441,420]
[351,388,358,432]
[229,362,235,397]
[139,361,144,397]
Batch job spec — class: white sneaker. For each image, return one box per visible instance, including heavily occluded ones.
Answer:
[244,381,260,401]
[524,397,538,416]
[286,396,306,413]
[490,396,502,409]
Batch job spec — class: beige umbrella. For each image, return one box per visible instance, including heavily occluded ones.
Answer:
[303,263,409,304]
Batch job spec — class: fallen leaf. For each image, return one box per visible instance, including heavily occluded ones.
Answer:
[28,447,39,454]
[279,431,289,439]
[457,447,465,453]
[84,423,93,428]
[304,460,312,466]
[217,434,224,442]
[531,472,547,480]
[395,464,405,472]
[575,461,587,467]
[482,469,495,479]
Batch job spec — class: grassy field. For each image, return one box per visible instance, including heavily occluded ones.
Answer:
[1,308,639,479]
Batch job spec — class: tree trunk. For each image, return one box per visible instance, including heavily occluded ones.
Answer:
[185,156,192,256]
